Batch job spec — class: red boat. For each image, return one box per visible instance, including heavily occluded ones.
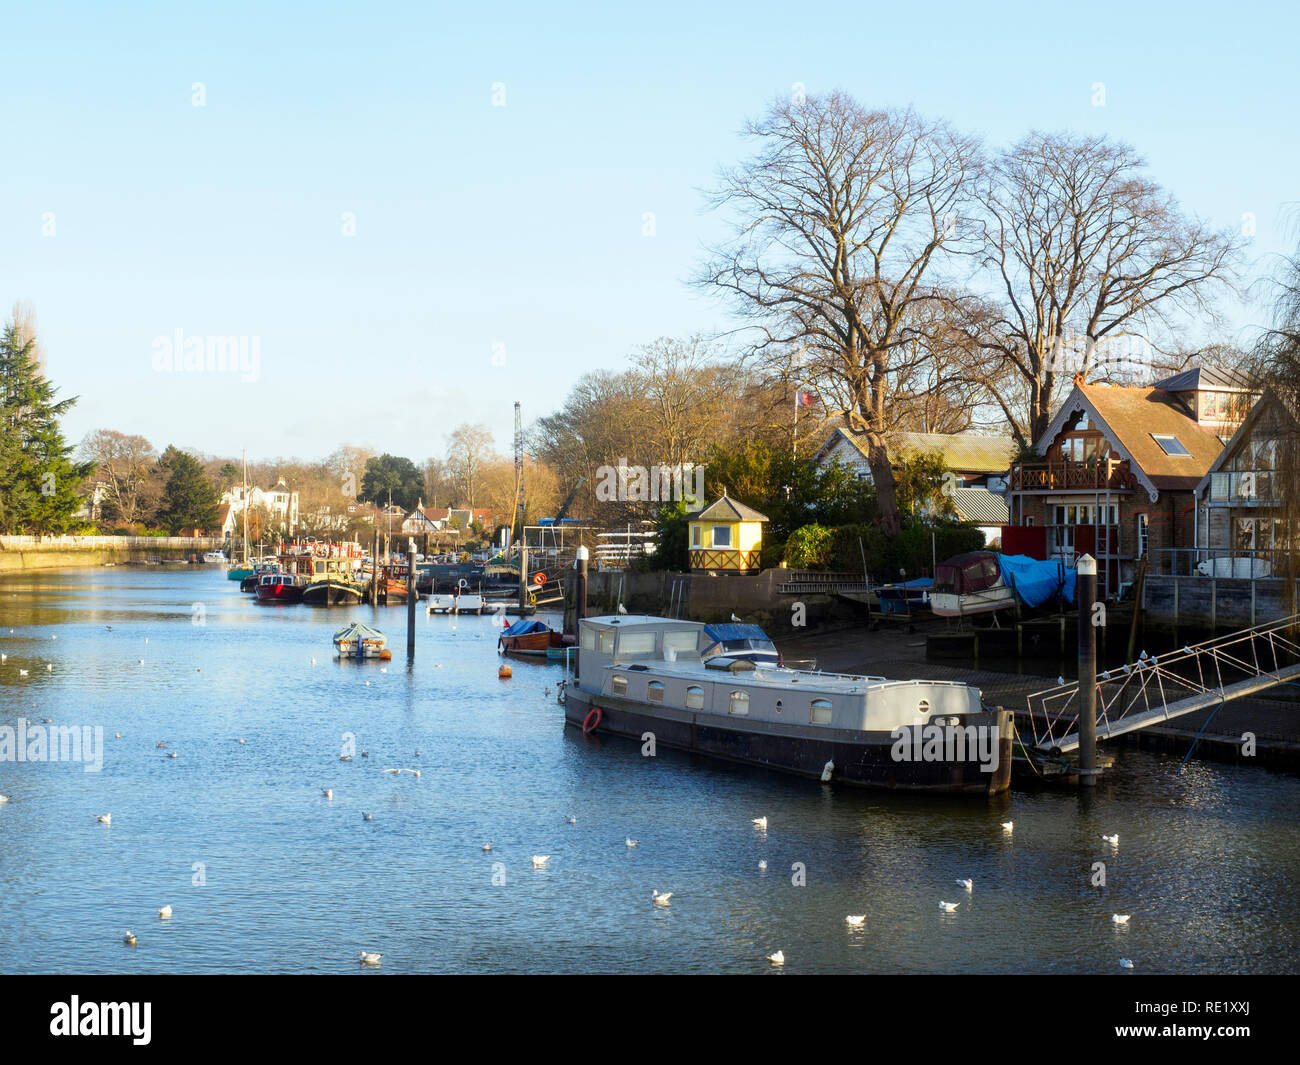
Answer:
[255,571,309,604]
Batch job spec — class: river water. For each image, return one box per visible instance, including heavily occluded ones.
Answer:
[0,566,1296,974]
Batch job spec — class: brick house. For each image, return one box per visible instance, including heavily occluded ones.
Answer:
[1003,373,1245,598]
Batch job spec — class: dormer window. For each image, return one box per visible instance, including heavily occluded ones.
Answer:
[1151,434,1190,457]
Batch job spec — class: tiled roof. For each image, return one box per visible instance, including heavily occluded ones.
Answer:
[687,494,769,523]
[822,429,1016,474]
[1151,365,1257,393]
[1076,383,1224,491]
[951,487,1010,526]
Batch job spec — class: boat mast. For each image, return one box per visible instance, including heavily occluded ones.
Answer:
[242,449,249,565]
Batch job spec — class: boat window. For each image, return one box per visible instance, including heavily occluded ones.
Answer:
[918,699,930,715]
[617,631,656,655]
[647,681,665,703]
[664,630,700,654]
[685,685,705,710]
[598,629,615,654]
[580,626,597,651]
[610,674,628,695]
[810,699,833,725]
[728,690,749,715]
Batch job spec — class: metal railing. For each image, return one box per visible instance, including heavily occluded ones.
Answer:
[1026,613,1300,753]
[777,571,868,594]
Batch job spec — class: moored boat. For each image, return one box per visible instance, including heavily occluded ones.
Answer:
[561,614,1012,795]
[333,621,392,660]
[302,555,365,606]
[254,571,309,604]
[931,552,1074,620]
[498,618,566,656]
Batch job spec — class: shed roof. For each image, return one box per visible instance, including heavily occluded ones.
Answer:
[951,486,1010,526]
[686,493,769,523]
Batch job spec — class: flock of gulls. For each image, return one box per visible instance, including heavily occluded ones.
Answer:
[1,621,1142,973]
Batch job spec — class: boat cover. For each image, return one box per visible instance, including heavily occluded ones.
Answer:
[996,555,1076,607]
[333,621,386,643]
[702,623,770,644]
[501,619,549,637]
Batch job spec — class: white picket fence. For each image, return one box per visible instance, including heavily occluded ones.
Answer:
[0,535,225,550]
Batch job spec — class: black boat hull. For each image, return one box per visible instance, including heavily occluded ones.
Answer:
[302,581,364,606]
[563,688,1012,795]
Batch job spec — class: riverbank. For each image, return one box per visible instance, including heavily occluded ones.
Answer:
[0,535,224,573]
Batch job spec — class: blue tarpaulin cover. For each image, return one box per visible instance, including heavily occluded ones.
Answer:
[703,623,771,644]
[501,619,549,636]
[997,554,1076,607]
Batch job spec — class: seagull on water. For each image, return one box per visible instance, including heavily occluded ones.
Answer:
[531,855,550,868]
[238,738,246,745]
[322,789,333,800]
[115,733,122,739]
[362,813,373,822]
[939,901,960,913]
[340,754,351,762]
[17,669,27,677]
[767,950,785,966]
[384,768,420,778]
[482,842,493,852]
[625,838,638,848]
[96,813,111,825]
[156,741,166,749]
[1102,833,1119,845]
[1112,914,1130,924]
[567,816,577,825]
[158,905,172,919]
[845,915,866,927]
[651,890,672,905]
[0,794,10,803]
[123,931,137,946]
[1001,821,1014,833]
[168,751,178,759]
[752,816,767,830]
[957,878,973,891]
[758,860,767,871]
[1119,958,1134,969]
[358,951,384,965]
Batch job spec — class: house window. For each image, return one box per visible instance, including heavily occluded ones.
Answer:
[647,681,665,703]
[685,685,705,710]
[692,524,701,547]
[1136,514,1149,558]
[810,699,833,725]
[712,525,732,548]
[1151,434,1191,457]
[610,674,628,696]
[728,690,749,715]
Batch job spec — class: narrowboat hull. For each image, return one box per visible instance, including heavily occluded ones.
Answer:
[302,580,365,606]
[563,686,1012,795]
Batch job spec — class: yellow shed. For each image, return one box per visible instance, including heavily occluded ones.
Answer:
[687,493,769,573]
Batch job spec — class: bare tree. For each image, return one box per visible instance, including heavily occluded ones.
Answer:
[78,429,159,526]
[445,424,499,508]
[964,132,1243,448]
[697,93,981,533]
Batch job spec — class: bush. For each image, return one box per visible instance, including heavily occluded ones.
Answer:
[782,523,835,568]
[759,537,787,570]
[829,523,888,576]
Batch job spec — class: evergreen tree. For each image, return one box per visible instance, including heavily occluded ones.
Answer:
[155,446,219,534]
[0,323,88,533]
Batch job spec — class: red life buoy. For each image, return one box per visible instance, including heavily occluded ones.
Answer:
[582,707,602,735]
[534,572,547,586]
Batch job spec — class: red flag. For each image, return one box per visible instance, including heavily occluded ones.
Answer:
[796,390,819,408]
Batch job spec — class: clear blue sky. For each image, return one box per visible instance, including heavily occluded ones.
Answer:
[2,0,1295,463]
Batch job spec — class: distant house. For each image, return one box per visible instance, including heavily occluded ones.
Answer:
[1003,376,1229,597]
[401,504,493,534]
[219,477,299,535]
[814,429,1018,490]
[813,429,1016,545]
[1192,390,1298,572]
[687,493,768,573]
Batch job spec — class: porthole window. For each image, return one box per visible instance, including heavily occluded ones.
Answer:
[685,685,704,710]
[918,699,930,715]
[610,674,628,696]
[811,699,833,725]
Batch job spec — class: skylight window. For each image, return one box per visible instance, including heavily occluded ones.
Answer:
[1151,434,1190,456]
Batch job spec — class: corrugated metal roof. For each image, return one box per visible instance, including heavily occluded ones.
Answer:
[951,486,1010,525]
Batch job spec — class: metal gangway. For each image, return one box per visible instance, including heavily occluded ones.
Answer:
[1027,613,1300,753]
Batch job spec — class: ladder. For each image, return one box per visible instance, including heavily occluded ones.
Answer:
[1028,614,1300,753]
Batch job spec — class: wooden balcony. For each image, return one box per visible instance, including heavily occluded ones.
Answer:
[1009,459,1134,493]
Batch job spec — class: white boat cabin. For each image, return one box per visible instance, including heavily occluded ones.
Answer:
[576,615,981,733]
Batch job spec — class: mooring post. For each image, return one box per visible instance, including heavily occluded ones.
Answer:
[574,545,589,680]
[371,529,379,607]
[518,539,530,614]
[1078,553,1098,787]
[407,538,417,660]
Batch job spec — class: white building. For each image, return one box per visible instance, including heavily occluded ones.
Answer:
[219,477,300,536]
